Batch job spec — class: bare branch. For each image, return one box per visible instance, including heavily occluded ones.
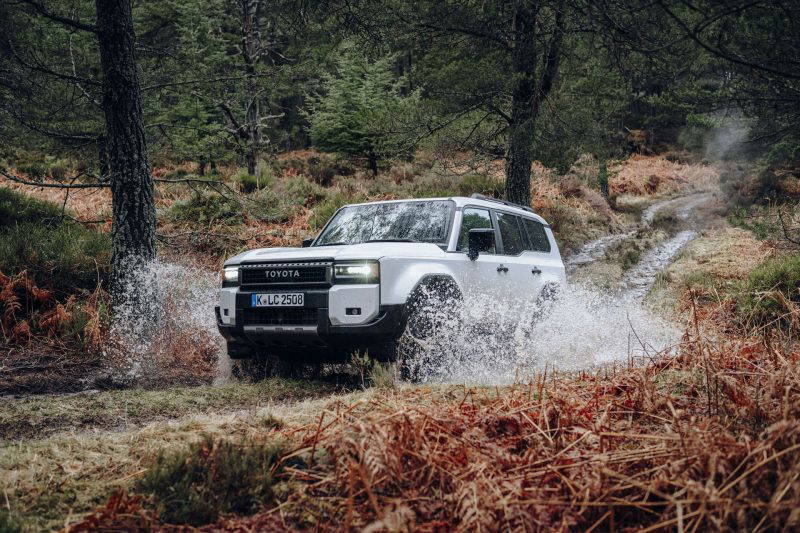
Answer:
[656,0,800,80]
[0,169,108,188]
[778,205,800,245]
[16,0,97,33]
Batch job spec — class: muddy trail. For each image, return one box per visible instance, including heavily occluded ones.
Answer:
[566,191,716,299]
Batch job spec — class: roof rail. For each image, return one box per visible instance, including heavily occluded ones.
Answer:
[469,193,534,213]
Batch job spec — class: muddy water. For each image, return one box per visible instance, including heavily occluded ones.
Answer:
[565,192,711,272]
[619,230,697,301]
[619,193,713,300]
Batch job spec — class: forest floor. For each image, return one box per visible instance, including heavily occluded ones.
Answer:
[2,152,799,531]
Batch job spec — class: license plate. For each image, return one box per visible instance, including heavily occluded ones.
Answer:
[252,293,304,307]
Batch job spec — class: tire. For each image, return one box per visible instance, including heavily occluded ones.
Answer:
[397,278,462,382]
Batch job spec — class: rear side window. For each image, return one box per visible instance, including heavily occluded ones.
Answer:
[496,212,526,255]
[458,208,496,253]
[521,218,551,253]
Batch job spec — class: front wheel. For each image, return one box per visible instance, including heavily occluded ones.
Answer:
[396,280,462,382]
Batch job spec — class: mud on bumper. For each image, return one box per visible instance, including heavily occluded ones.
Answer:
[216,301,406,363]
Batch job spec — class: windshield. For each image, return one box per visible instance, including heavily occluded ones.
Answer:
[314,200,454,246]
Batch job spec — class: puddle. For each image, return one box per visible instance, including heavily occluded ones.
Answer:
[619,230,697,301]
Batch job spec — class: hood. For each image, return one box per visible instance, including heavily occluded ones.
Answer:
[225,242,445,265]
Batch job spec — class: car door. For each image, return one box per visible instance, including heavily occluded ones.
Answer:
[494,211,543,308]
[452,207,505,309]
[520,216,564,289]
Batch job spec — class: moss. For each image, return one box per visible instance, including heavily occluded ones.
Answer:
[738,253,800,331]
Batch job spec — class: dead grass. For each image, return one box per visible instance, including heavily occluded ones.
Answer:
[201,329,800,531]
[48,302,799,532]
[0,379,341,441]
[0,385,364,531]
[649,227,775,314]
[3,179,112,228]
[610,154,719,197]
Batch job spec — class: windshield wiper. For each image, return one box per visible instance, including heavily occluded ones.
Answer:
[315,241,348,246]
[364,238,416,243]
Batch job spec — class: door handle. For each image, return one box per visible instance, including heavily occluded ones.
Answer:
[531,267,542,275]
[497,265,509,273]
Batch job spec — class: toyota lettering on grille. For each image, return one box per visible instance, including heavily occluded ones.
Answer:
[266,269,301,278]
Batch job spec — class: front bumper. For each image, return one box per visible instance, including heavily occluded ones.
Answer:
[215,292,406,362]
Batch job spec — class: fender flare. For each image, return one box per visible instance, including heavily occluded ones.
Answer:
[401,274,463,326]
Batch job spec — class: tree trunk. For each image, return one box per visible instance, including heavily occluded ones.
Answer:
[368,150,378,177]
[242,0,262,175]
[95,0,156,299]
[505,0,540,207]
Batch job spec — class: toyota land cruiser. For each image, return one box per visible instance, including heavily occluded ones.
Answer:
[216,194,566,378]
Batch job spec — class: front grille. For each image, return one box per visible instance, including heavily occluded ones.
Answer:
[240,261,330,286]
[242,308,319,326]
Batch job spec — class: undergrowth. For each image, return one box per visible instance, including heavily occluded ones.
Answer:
[135,435,294,525]
[738,253,800,333]
[75,323,800,531]
[0,188,110,294]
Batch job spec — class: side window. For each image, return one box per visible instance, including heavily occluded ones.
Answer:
[457,208,495,253]
[522,218,552,253]
[496,212,526,256]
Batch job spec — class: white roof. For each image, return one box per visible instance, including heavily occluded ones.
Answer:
[344,196,549,226]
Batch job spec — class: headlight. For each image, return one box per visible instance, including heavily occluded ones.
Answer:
[334,260,379,284]
[221,266,239,287]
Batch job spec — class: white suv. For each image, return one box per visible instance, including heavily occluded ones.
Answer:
[216,194,565,377]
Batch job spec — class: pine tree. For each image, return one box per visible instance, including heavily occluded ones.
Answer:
[307,45,421,175]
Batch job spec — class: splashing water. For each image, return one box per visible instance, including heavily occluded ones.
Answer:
[404,283,681,385]
[110,260,225,384]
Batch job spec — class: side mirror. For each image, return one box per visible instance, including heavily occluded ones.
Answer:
[302,237,314,248]
[467,228,495,261]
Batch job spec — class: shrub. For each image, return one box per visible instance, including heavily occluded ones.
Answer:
[728,205,774,239]
[738,253,800,332]
[163,167,190,180]
[0,188,110,294]
[281,175,327,206]
[232,169,258,194]
[249,176,328,223]
[404,171,460,198]
[309,191,357,229]
[0,223,110,295]
[250,188,295,223]
[457,174,504,197]
[136,435,295,526]
[0,187,63,227]
[15,161,47,179]
[0,510,21,533]
[307,155,338,186]
[168,191,242,224]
